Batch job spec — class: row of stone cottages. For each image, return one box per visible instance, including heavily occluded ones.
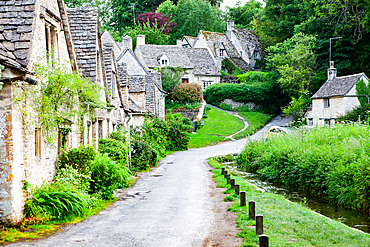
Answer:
[0,0,168,224]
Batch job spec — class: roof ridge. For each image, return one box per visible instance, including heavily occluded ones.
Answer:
[335,73,364,79]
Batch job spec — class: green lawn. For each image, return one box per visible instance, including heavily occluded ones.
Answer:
[189,108,244,148]
[209,158,370,247]
[233,112,271,140]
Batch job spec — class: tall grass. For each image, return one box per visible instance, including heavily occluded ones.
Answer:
[237,124,370,212]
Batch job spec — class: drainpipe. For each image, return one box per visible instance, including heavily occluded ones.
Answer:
[126,113,132,169]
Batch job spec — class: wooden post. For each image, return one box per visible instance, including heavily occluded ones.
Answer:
[221,168,225,175]
[235,184,240,195]
[259,235,269,247]
[224,170,228,179]
[240,191,246,206]
[249,201,255,220]
[256,215,263,235]
[226,175,230,184]
[231,179,235,189]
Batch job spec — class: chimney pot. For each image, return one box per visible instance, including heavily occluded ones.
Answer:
[136,35,145,46]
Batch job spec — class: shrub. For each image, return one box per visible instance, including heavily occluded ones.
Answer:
[57,146,96,174]
[165,100,200,110]
[337,104,370,124]
[109,131,126,143]
[98,138,128,166]
[131,140,156,171]
[166,119,191,151]
[24,182,89,219]
[90,153,132,198]
[218,103,233,111]
[54,165,91,192]
[172,83,203,103]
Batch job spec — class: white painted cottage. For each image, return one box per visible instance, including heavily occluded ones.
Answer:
[305,62,369,127]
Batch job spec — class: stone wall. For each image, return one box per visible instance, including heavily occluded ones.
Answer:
[221,99,258,111]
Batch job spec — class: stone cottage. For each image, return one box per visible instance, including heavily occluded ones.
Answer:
[305,62,369,127]
[0,0,80,223]
[67,7,127,149]
[135,35,221,90]
[191,19,266,72]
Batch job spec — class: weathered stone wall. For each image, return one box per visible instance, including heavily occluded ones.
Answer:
[220,99,258,111]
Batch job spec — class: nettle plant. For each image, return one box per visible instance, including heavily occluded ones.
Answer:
[13,59,104,145]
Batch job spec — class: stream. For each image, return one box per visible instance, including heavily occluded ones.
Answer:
[226,165,370,233]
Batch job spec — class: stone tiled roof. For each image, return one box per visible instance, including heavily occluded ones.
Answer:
[67,7,99,83]
[102,43,114,89]
[129,95,145,113]
[201,31,239,58]
[0,0,36,71]
[232,29,266,58]
[136,45,220,76]
[101,30,121,57]
[128,75,146,93]
[117,62,128,87]
[312,73,367,99]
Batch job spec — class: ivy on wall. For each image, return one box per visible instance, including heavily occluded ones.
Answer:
[13,60,104,145]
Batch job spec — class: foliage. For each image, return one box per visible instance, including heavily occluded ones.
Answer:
[54,165,91,192]
[165,100,200,110]
[13,60,103,145]
[121,20,170,48]
[281,95,310,126]
[57,146,96,174]
[204,82,288,115]
[156,0,178,17]
[337,104,370,124]
[98,138,128,166]
[356,79,370,107]
[166,118,191,151]
[137,11,176,34]
[226,0,263,29]
[222,58,243,75]
[64,0,112,25]
[236,124,370,212]
[24,182,89,219]
[172,83,203,102]
[237,71,278,84]
[233,111,272,140]
[266,32,316,99]
[158,66,184,93]
[108,131,126,143]
[90,153,132,198]
[130,139,157,171]
[170,0,225,40]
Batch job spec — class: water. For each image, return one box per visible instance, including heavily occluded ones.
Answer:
[226,165,370,233]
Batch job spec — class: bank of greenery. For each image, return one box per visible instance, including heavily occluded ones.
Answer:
[236,124,370,213]
[3,114,191,243]
[209,157,370,246]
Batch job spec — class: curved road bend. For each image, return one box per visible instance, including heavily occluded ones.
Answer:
[12,114,291,247]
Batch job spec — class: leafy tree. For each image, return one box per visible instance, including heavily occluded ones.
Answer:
[171,0,225,39]
[64,0,112,25]
[158,66,184,93]
[226,0,263,29]
[156,0,178,17]
[137,12,176,34]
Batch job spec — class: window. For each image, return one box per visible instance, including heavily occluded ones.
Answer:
[220,49,225,57]
[182,44,189,48]
[35,129,41,157]
[240,51,243,57]
[324,98,330,108]
[111,71,116,97]
[45,23,58,61]
[182,78,189,84]
[87,121,91,145]
[308,118,313,126]
[221,66,227,72]
[98,120,103,139]
[254,50,259,60]
[324,119,331,127]
[161,59,168,66]
[202,80,213,89]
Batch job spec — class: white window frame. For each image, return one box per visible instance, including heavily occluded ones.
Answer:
[324,98,330,108]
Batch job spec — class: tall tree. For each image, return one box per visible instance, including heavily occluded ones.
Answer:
[226,0,262,29]
[64,0,112,25]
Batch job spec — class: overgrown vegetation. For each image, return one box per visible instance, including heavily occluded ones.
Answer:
[172,83,203,102]
[209,157,370,246]
[237,124,370,213]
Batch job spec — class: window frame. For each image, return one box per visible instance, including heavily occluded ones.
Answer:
[324,98,330,108]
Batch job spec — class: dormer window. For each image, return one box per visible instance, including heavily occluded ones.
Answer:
[240,51,243,57]
[161,59,168,66]
[220,49,225,57]
[254,50,259,60]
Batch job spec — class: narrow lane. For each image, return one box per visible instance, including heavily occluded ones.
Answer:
[12,115,289,247]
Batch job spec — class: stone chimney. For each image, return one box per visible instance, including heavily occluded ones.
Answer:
[136,35,145,46]
[123,35,133,50]
[227,19,235,31]
[327,61,337,81]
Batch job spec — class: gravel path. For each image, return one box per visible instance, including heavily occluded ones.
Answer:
[11,115,291,247]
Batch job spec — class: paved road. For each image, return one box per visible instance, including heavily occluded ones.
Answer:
[12,114,291,247]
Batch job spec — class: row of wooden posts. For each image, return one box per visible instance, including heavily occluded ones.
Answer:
[221,168,269,247]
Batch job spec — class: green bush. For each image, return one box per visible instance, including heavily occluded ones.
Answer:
[172,83,203,103]
[166,119,191,151]
[90,153,132,199]
[236,124,370,212]
[98,138,128,166]
[131,140,157,171]
[108,131,126,143]
[337,104,370,124]
[57,146,96,174]
[24,182,89,219]
[54,165,91,192]
[165,99,200,110]
[218,103,233,111]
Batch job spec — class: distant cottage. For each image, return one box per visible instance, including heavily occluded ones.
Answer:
[184,19,266,73]
[135,35,221,90]
[306,61,369,126]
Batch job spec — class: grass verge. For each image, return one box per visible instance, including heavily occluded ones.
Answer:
[233,112,272,140]
[209,158,370,247]
[0,199,115,244]
[189,108,244,148]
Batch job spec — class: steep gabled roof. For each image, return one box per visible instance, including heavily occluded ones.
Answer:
[0,0,36,72]
[136,45,220,76]
[101,30,121,57]
[231,29,266,58]
[183,36,196,47]
[67,7,100,83]
[200,31,239,58]
[117,48,147,75]
[312,73,368,99]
